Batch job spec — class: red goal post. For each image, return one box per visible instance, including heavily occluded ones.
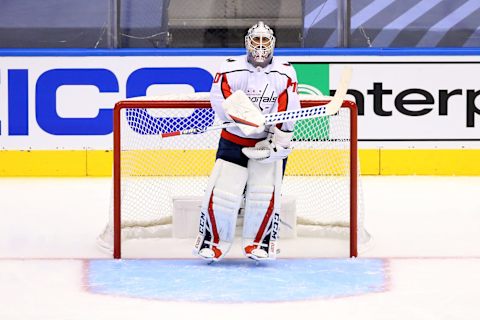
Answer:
[110,93,364,259]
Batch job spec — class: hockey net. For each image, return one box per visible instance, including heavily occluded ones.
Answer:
[100,93,370,258]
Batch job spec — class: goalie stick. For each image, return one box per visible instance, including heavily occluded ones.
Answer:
[160,67,352,138]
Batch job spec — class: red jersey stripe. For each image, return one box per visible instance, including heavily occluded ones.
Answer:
[221,73,233,99]
[221,129,262,147]
[276,88,289,129]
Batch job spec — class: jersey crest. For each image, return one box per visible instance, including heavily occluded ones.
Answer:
[246,84,277,111]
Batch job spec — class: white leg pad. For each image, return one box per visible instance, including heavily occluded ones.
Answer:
[243,160,283,260]
[243,185,275,239]
[211,188,243,241]
[193,159,248,261]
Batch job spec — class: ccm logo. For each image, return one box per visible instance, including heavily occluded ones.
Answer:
[199,211,207,234]
[271,212,280,241]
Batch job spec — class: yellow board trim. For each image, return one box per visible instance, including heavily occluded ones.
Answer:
[120,149,353,176]
[121,150,216,176]
[87,150,113,176]
[0,149,479,176]
[360,149,380,175]
[380,149,480,175]
[0,150,86,177]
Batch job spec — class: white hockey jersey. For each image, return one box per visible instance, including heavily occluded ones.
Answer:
[210,55,300,146]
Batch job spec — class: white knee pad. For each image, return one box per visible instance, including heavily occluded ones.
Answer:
[243,160,283,260]
[193,159,248,261]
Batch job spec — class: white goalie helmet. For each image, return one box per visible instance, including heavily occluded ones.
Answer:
[245,21,276,67]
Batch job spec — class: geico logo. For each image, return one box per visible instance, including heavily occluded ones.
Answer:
[4,67,213,136]
[340,82,480,128]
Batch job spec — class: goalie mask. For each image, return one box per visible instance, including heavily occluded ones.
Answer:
[245,21,276,67]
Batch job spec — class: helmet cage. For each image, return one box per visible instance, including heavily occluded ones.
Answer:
[245,22,276,64]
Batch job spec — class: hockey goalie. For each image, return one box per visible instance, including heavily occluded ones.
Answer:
[193,21,301,262]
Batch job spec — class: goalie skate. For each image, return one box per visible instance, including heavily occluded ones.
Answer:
[193,211,228,262]
[243,210,280,261]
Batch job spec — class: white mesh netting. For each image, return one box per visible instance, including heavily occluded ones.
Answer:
[99,93,370,253]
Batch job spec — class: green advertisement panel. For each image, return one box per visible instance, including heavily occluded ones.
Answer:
[292,63,330,141]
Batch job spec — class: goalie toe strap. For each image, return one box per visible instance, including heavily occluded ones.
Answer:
[251,242,268,248]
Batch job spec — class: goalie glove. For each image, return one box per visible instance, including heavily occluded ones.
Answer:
[242,127,293,163]
[222,90,266,136]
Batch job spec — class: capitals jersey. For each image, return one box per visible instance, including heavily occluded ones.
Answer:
[210,55,300,146]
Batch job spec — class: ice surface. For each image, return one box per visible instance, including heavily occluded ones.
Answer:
[0,176,479,319]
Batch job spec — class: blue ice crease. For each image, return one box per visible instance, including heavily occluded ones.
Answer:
[87,259,387,303]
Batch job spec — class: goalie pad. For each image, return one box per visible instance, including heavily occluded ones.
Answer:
[242,127,293,163]
[222,90,266,136]
[193,159,248,262]
[242,160,283,260]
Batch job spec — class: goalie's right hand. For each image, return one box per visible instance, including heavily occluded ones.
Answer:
[242,127,293,163]
[242,141,292,164]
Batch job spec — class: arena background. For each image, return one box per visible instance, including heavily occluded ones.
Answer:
[1,2,480,319]
[0,0,479,176]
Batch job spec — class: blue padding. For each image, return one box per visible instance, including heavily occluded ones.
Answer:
[87,259,387,302]
[0,47,480,57]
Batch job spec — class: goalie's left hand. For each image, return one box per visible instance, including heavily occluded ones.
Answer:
[242,127,293,163]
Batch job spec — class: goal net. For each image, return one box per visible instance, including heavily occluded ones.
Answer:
[99,93,370,258]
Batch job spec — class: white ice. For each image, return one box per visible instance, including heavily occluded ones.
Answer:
[0,176,480,319]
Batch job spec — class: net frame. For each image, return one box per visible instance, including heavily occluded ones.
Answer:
[112,95,359,258]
